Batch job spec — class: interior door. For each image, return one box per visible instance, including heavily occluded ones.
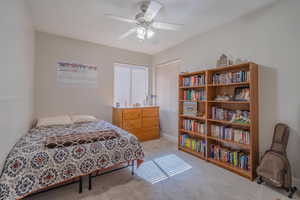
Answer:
[156,60,180,141]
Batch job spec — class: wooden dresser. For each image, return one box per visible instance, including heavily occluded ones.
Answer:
[112,106,160,141]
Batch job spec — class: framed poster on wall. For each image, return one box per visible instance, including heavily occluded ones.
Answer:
[57,61,98,87]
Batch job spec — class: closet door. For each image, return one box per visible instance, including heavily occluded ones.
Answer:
[156,60,180,141]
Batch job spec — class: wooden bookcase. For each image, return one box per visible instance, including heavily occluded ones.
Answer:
[178,62,258,180]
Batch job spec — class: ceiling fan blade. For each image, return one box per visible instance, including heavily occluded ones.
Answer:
[144,1,163,22]
[152,22,182,30]
[105,14,137,24]
[119,28,136,40]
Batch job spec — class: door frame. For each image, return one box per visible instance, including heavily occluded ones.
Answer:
[154,59,182,143]
[153,59,182,101]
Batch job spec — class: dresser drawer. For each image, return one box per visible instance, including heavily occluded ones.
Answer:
[140,127,160,141]
[142,108,158,118]
[142,117,159,128]
[125,128,141,137]
[123,119,141,129]
[113,107,160,142]
[123,110,141,120]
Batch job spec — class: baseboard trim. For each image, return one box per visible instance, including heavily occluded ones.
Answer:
[293,177,300,188]
[161,132,177,143]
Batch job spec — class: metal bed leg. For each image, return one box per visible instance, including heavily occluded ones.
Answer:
[131,160,135,176]
[88,174,92,190]
[79,176,82,193]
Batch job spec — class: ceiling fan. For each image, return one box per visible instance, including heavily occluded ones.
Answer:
[105,0,182,40]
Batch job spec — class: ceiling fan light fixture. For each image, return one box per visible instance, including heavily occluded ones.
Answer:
[137,26,146,40]
[106,0,182,41]
[147,29,155,39]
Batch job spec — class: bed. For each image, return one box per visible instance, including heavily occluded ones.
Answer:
[0,120,144,200]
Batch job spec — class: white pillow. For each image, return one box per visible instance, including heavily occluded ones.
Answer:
[36,115,73,128]
[71,115,97,124]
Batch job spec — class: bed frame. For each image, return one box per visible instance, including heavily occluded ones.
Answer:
[26,160,135,198]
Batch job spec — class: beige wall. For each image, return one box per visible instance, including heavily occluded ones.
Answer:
[153,0,300,178]
[0,1,35,168]
[34,32,152,122]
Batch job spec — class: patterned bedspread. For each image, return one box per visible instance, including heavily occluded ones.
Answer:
[0,120,144,200]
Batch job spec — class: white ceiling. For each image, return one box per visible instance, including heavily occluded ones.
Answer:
[27,0,276,55]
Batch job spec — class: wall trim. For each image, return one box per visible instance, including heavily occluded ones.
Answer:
[293,177,300,188]
[161,132,178,143]
[156,59,182,68]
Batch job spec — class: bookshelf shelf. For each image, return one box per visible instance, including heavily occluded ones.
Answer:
[180,129,206,138]
[179,146,206,160]
[207,119,251,128]
[179,115,206,121]
[179,86,206,89]
[208,82,250,87]
[207,100,249,104]
[207,136,251,150]
[207,158,251,179]
[178,62,259,181]
[180,70,206,77]
[179,100,206,103]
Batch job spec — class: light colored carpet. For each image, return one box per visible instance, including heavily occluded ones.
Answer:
[27,138,299,200]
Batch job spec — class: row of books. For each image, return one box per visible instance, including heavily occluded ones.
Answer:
[180,134,206,154]
[212,71,250,84]
[210,144,249,170]
[183,119,206,134]
[211,125,250,145]
[183,89,206,100]
[182,75,205,87]
[211,107,250,124]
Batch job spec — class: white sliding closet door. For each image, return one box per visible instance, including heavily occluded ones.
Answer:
[156,60,180,142]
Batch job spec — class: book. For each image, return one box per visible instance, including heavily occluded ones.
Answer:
[183,75,206,87]
[212,70,250,84]
[211,124,250,144]
[210,144,249,170]
[183,89,205,100]
[183,119,206,134]
[180,134,206,155]
[211,106,250,124]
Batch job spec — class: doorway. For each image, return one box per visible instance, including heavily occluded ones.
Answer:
[155,60,181,142]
